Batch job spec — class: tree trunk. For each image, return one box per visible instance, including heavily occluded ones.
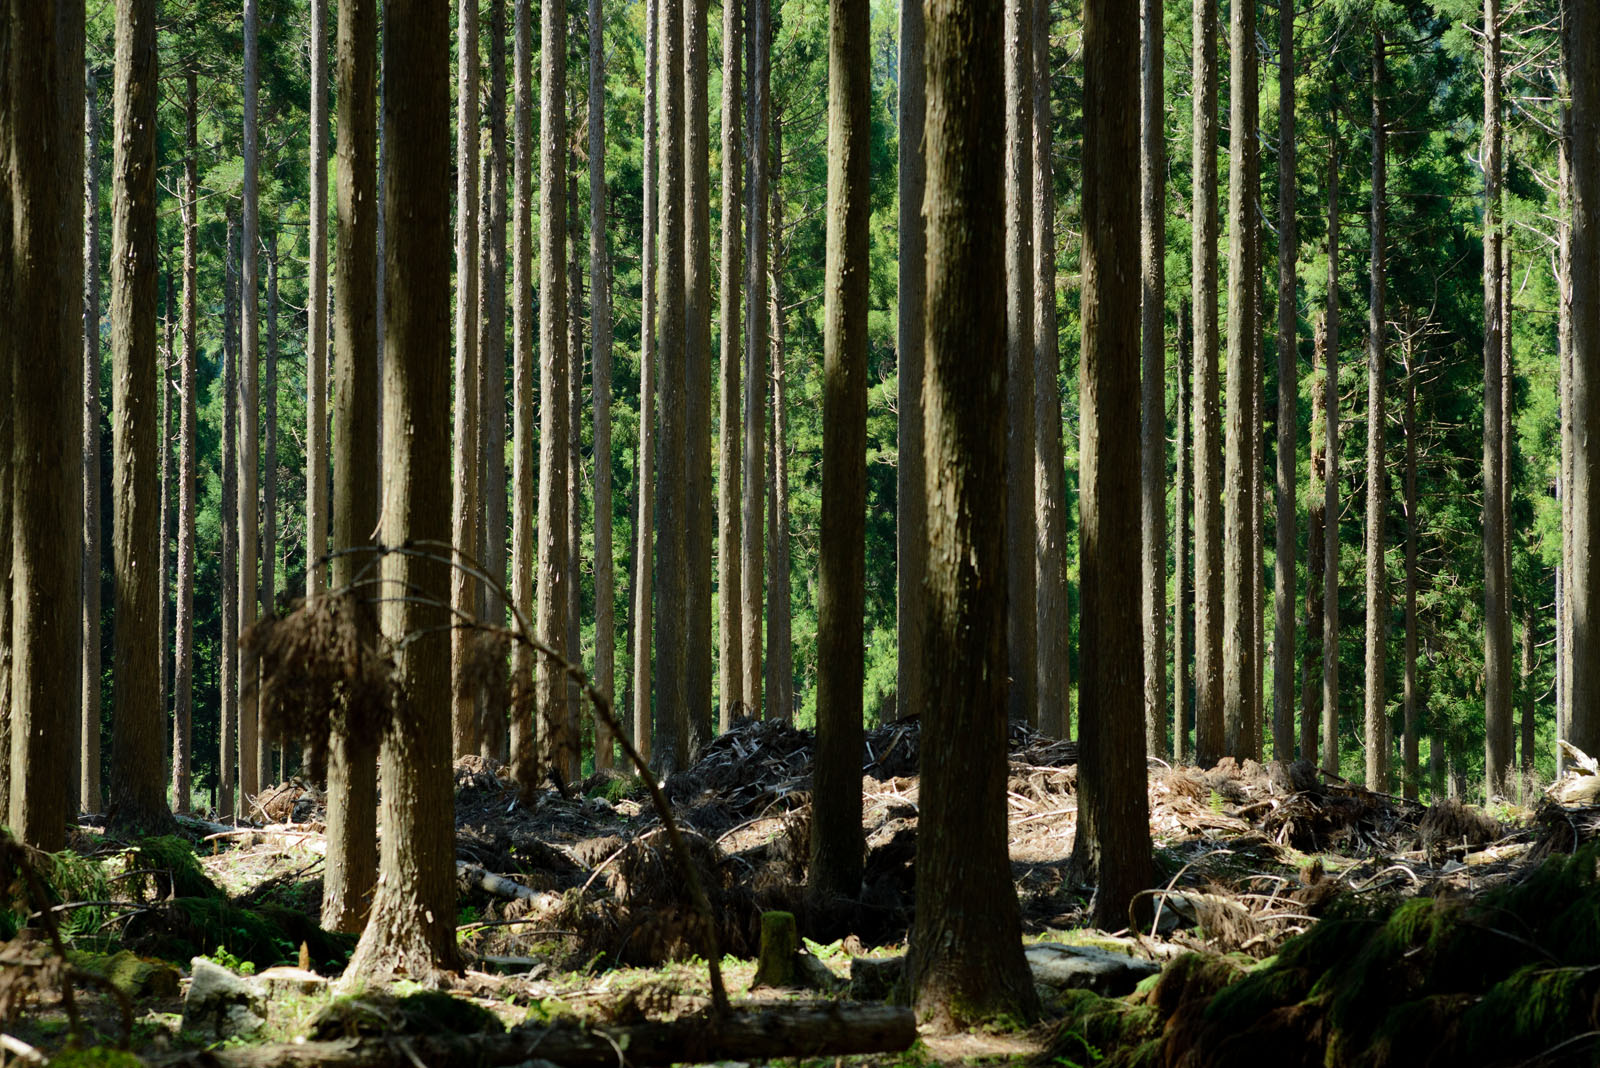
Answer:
[1005,0,1036,730]
[510,0,539,790]
[566,153,584,784]
[321,0,379,935]
[1033,0,1068,740]
[81,67,103,816]
[810,0,870,900]
[1272,0,1298,763]
[717,0,743,732]
[220,220,239,819]
[1074,0,1153,931]
[1364,27,1388,794]
[161,269,172,781]
[1303,312,1327,767]
[684,0,714,752]
[1191,0,1223,767]
[1558,9,1574,768]
[343,0,462,983]
[896,0,925,734]
[1139,0,1165,757]
[452,0,482,760]
[1520,608,1534,779]
[740,0,770,723]
[263,234,279,780]
[6,0,84,850]
[766,113,793,721]
[1222,0,1258,760]
[240,0,261,805]
[1403,342,1418,799]
[307,0,329,604]
[1174,302,1191,760]
[172,69,198,814]
[1569,0,1600,761]
[590,0,615,766]
[632,0,659,764]
[906,0,1038,1027]
[0,36,9,824]
[1322,125,1341,776]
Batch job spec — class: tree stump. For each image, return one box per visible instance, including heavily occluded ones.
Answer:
[750,911,799,989]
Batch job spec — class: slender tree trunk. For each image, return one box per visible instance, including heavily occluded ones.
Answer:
[1005,0,1036,729]
[263,234,279,782]
[766,113,793,720]
[684,0,713,752]
[1364,28,1388,793]
[1273,0,1298,763]
[896,0,926,734]
[1191,0,1223,767]
[1558,16,1574,766]
[220,220,239,819]
[7,0,85,850]
[718,0,743,730]
[240,0,261,805]
[321,0,379,935]
[172,69,199,814]
[0,0,12,830]
[907,0,1038,1026]
[510,0,539,790]
[565,152,584,783]
[1174,303,1192,760]
[81,68,103,815]
[1222,0,1258,759]
[1139,0,1165,756]
[590,0,615,765]
[1303,313,1327,767]
[1403,342,1419,799]
[160,270,172,778]
[1033,0,1068,740]
[1520,608,1534,778]
[632,0,659,764]
[307,0,329,603]
[740,0,769,722]
[1322,127,1341,776]
[452,0,481,760]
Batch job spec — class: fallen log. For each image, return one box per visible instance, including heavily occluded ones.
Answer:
[153,1002,917,1068]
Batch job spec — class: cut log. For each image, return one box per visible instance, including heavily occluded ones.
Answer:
[150,1003,917,1068]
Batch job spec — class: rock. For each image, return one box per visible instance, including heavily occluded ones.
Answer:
[1025,943,1161,998]
[847,955,905,1001]
[182,957,266,1038]
[253,965,328,996]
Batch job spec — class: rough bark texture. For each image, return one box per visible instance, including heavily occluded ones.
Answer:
[452,0,482,759]
[684,0,714,752]
[1139,0,1165,757]
[632,0,658,763]
[7,0,85,851]
[565,156,584,784]
[172,69,199,814]
[906,0,1038,1028]
[1074,0,1153,930]
[1222,0,1258,760]
[322,0,379,935]
[1174,303,1191,760]
[161,271,172,788]
[510,0,538,791]
[766,116,794,720]
[590,0,615,767]
[1272,0,1298,764]
[895,0,925,731]
[81,68,103,815]
[810,0,870,901]
[1032,0,1068,740]
[1569,0,1599,759]
[1191,0,1223,767]
[239,0,261,804]
[1303,312,1327,767]
[1364,29,1388,794]
[263,237,279,781]
[0,0,11,830]
[307,0,329,602]
[220,223,239,819]
[479,0,509,763]
[740,0,770,723]
[1322,130,1341,776]
[1004,0,1036,729]
[717,0,743,731]
[343,0,463,982]
[1403,347,1418,799]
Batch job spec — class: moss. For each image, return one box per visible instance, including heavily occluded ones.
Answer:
[66,949,181,998]
[396,990,504,1034]
[45,1048,145,1068]
[124,897,355,973]
[129,837,221,901]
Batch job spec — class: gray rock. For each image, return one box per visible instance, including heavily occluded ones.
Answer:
[1025,943,1161,997]
[183,957,266,1039]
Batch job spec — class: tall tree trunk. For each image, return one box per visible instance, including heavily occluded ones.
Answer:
[590,0,615,766]
[1250,265,1265,761]
[740,0,769,722]
[1222,0,1258,759]
[160,269,172,780]
[566,152,584,784]
[510,0,539,790]
[631,0,659,764]
[810,0,870,900]
[1558,9,1574,767]
[107,0,168,832]
[1272,0,1298,763]
[1191,0,1223,767]
[684,0,713,751]
[1322,126,1341,776]
[0,32,9,824]
[906,0,1038,1026]
[717,0,743,731]
[81,67,103,815]
[343,0,462,982]
[7,0,85,850]
[1033,0,1068,740]
[1403,341,1419,799]
[896,0,926,735]
[1302,312,1327,766]
[1174,302,1192,760]
[1364,27,1388,794]
[263,234,279,781]
[1139,0,1165,756]
[220,220,239,819]
[1568,0,1600,760]
[452,0,481,760]
[172,68,199,814]
[240,0,261,805]
[307,0,329,603]
[766,112,793,720]
[1520,608,1534,779]
[1005,0,1036,729]
[322,0,379,935]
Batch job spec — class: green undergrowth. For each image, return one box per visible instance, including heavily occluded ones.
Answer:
[1044,843,1600,1067]
[123,896,356,973]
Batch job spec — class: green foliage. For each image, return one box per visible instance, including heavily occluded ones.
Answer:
[128,837,221,902]
[130,898,355,974]
[44,1048,145,1068]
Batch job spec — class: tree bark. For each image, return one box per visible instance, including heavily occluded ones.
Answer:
[0,37,9,824]
[1558,10,1574,767]
[1174,302,1191,760]
[160,268,172,782]
[81,67,103,815]
[240,0,261,805]
[452,0,482,760]
[1005,0,1036,729]
[172,68,198,815]
[343,0,462,982]
[322,0,379,935]
[1302,312,1327,767]
[632,0,659,764]
[479,0,509,764]
[1074,0,1153,931]
[684,0,714,752]
[6,0,85,851]
[1272,0,1298,764]
[1520,608,1534,779]
[566,153,584,784]
[510,0,539,791]
[220,220,239,819]
[766,113,793,721]
[896,0,926,734]
[590,0,615,766]
[1364,27,1388,794]
[906,0,1037,1027]
[740,0,770,723]
[263,234,279,780]
[1139,0,1165,757]
[717,0,743,731]
[307,0,329,604]
[1403,341,1418,799]
[1322,126,1341,776]
[1191,0,1223,767]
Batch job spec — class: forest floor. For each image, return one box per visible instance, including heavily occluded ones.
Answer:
[7,720,1599,1068]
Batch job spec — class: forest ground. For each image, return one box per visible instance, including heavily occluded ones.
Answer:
[6,719,1594,1068]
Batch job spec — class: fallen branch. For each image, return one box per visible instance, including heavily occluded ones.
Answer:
[0,1033,46,1066]
[151,1002,916,1068]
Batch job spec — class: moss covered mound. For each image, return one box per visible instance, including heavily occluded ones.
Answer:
[122,898,356,974]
